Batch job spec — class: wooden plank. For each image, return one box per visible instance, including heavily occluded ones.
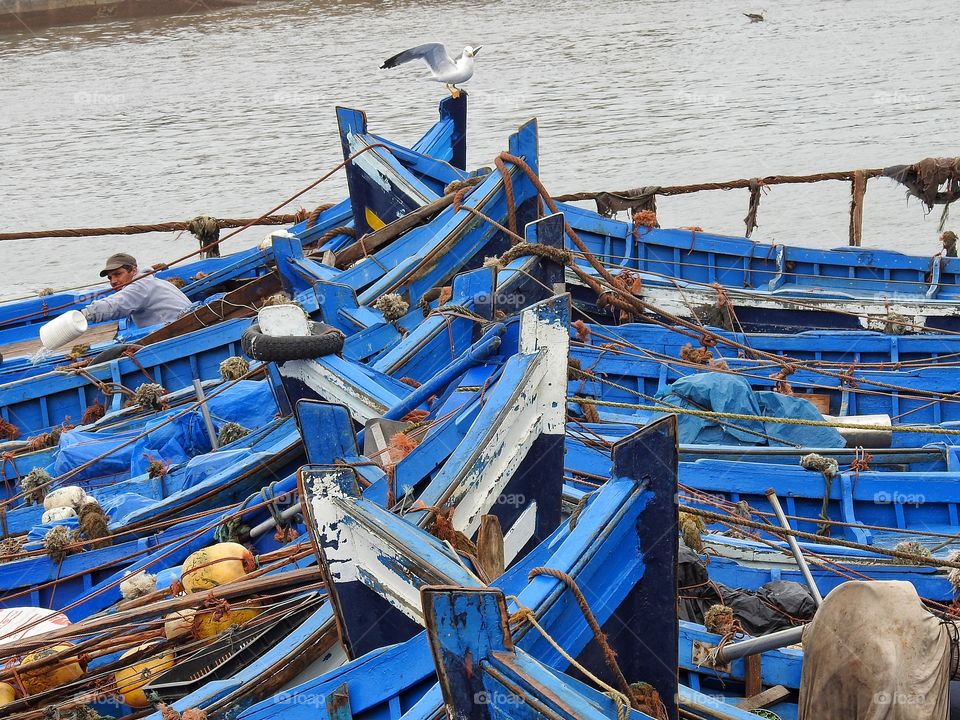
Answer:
[736,684,791,711]
[139,272,281,345]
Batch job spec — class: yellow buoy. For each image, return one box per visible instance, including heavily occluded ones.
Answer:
[114,641,174,708]
[0,681,15,707]
[180,542,256,593]
[19,643,85,695]
[192,601,260,639]
[163,608,196,641]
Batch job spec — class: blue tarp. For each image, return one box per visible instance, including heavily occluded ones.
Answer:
[50,381,277,482]
[655,372,845,448]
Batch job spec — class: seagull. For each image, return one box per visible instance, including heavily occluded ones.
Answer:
[744,11,766,22]
[380,43,481,98]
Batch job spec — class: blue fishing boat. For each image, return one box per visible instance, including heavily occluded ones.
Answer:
[236,414,682,720]
[556,213,960,332]
[424,586,771,720]
[0,95,471,440]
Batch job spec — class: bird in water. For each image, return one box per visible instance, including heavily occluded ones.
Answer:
[380,43,482,98]
[744,10,766,22]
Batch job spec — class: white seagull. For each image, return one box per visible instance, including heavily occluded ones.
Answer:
[380,43,481,98]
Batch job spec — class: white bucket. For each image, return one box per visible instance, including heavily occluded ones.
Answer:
[39,310,88,350]
[258,304,308,337]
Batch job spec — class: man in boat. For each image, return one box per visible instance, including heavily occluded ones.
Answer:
[941,231,958,258]
[81,253,192,328]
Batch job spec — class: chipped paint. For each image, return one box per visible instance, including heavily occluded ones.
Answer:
[346,131,432,205]
[279,360,388,424]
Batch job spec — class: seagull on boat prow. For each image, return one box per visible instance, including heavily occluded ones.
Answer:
[380,42,481,98]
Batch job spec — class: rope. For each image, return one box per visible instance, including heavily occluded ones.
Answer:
[507,596,633,720]
[526,566,636,707]
[0,216,304,242]
[1,143,395,325]
[684,504,960,569]
[573,396,960,435]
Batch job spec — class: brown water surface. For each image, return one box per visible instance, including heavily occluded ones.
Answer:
[1,0,958,298]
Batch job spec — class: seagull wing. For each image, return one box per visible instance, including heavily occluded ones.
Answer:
[380,43,456,73]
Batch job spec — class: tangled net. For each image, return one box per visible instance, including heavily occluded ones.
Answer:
[218,422,250,446]
[219,356,250,381]
[0,536,26,561]
[77,501,111,550]
[572,319,591,343]
[373,293,410,321]
[147,458,170,479]
[679,511,706,553]
[260,292,293,307]
[948,551,960,592]
[630,682,668,720]
[81,400,106,425]
[120,571,157,600]
[44,525,74,564]
[66,344,90,360]
[632,210,659,229]
[26,427,62,452]
[704,604,736,635]
[0,418,20,442]
[37,287,55,297]
[133,383,167,411]
[680,343,714,365]
[156,704,208,720]
[893,540,932,566]
[800,453,839,478]
[21,467,52,505]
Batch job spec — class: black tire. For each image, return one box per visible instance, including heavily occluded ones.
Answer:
[88,344,144,366]
[241,321,344,362]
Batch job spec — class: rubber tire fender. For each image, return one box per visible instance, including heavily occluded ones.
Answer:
[241,321,344,362]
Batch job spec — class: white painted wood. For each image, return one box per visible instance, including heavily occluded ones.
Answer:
[503,501,538,565]
[278,360,387,424]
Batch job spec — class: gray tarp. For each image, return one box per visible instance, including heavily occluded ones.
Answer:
[799,581,953,719]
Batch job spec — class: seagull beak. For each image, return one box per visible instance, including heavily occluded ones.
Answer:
[473,46,482,55]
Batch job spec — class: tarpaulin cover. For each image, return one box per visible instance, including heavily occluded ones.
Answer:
[655,372,845,448]
[677,544,815,636]
[799,581,952,719]
[50,381,276,482]
[105,449,272,526]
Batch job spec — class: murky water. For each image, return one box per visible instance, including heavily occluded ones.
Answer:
[1,0,958,299]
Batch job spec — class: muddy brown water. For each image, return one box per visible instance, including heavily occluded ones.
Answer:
[1,0,958,300]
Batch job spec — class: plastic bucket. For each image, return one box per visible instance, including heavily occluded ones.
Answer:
[39,311,88,350]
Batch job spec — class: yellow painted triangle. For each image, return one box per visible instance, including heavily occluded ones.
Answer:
[365,208,386,231]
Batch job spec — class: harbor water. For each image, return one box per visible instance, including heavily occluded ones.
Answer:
[0,0,957,299]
